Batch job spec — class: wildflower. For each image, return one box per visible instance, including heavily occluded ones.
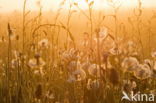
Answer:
[134,64,152,80]
[13,50,23,59]
[62,51,70,62]
[144,59,153,68]
[72,68,86,81]
[67,61,77,72]
[28,57,45,69]
[81,60,91,70]
[28,58,38,68]
[109,46,121,55]
[45,91,55,100]
[67,62,86,83]
[121,57,139,72]
[38,39,49,48]
[99,27,108,39]
[151,51,156,58]
[102,38,115,51]
[67,75,76,83]
[62,48,78,62]
[88,64,100,77]
[11,59,21,68]
[87,79,100,90]
[94,27,108,43]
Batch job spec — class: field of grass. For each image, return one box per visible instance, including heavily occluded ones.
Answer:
[0,0,156,103]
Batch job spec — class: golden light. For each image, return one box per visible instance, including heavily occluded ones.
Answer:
[0,0,155,12]
[38,0,137,10]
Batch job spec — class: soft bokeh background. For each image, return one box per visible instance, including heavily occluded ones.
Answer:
[0,0,156,103]
[0,0,156,12]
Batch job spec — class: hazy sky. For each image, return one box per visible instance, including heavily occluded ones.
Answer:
[0,0,155,12]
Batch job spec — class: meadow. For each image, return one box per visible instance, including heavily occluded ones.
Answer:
[0,0,156,103]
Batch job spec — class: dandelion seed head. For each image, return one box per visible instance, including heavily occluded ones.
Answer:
[81,61,91,70]
[72,68,86,81]
[11,59,21,68]
[28,57,45,69]
[134,64,152,80]
[102,38,115,51]
[151,51,156,58]
[67,75,76,83]
[122,57,139,72]
[99,27,108,38]
[67,61,77,71]
[62,49,78,63]
[109,46,121,55]
[38,39,49,48]
[87,79,100,90]
[13,50,22,59]
[144,59,153,68]
[28,58,37,68]
[88,64,100,77]
[45,91,55,100]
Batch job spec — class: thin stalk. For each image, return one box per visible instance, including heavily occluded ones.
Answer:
[32,24,75,47]
[89,5,93,50]
[22,0,27,52]
[7,23,12,103]
[96,29,101,75]
[134,0,144,59]
[51,7,62,64]
[66,5,72,49]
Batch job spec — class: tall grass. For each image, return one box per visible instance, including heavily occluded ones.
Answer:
[0,0,156,103]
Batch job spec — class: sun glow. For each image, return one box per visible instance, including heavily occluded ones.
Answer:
[0,0,155,12]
